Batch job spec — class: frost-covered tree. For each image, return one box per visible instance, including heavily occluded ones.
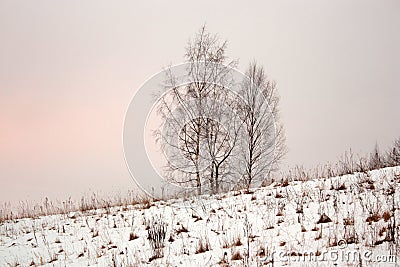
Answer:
[236,62,287,190]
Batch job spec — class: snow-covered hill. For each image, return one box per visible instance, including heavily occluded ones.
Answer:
[1,167,399,266]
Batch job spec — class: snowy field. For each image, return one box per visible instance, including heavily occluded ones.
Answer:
[1,167,399,266]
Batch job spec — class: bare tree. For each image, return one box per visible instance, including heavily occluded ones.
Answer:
[387,137,400,167]
[202,90,242,193]
[157,28,287,195]
[369,143,383,170]
[236,62,287,190]
[156,26,236,195]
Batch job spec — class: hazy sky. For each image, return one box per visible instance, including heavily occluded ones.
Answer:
[1,0,399,204]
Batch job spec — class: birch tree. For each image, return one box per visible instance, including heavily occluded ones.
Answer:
[157,26,236,195]
[237,61,287,190]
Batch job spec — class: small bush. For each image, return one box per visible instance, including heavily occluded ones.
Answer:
[129,232,138,241]
[195,237,210,254]
[147,215,167,260]
[382,211,391,222]
[317,213,332,224]
[231,250,243,260]
[337,183,346,190]
[233,236,242,246]
[366,213,381,223]
[176,225,189,234]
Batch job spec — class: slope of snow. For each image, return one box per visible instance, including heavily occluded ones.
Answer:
[1,167,399,266]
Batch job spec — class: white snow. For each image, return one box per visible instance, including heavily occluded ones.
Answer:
[0,167,399,266]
